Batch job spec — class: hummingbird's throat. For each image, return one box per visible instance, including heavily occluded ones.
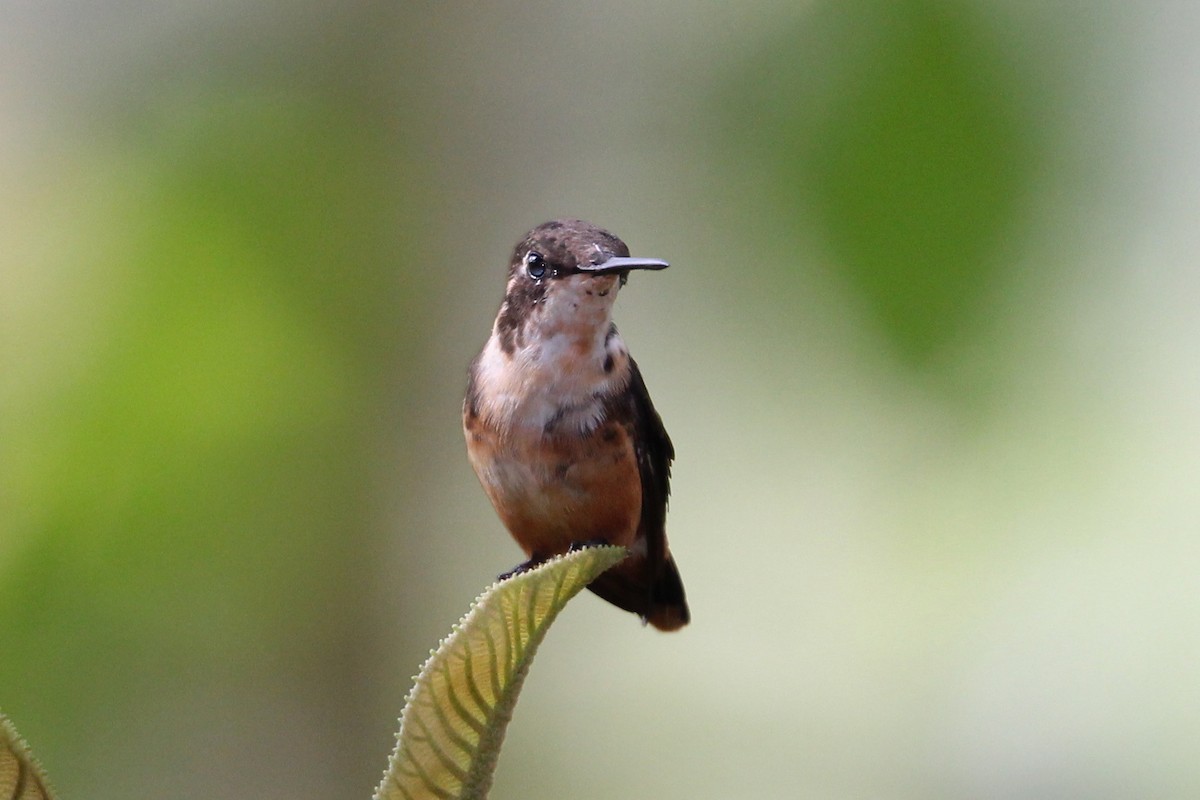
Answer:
[475,315,631,436]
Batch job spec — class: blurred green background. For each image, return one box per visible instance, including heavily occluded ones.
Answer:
[3,2,1199,798]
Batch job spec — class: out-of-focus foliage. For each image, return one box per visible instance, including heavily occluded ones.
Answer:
[732,0,1040,368]
[2,56,420,797]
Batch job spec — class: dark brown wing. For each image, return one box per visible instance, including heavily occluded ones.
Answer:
[626,356,674,570]
[628,358,688,629]
[587,356,688,629]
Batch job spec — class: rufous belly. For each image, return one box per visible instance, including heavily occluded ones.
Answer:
[466,418,642,558]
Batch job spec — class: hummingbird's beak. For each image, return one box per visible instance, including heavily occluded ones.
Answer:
[578,255,670,274]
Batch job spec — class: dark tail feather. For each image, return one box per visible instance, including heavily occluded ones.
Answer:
[647,555,689,631]
[587,554,690,632]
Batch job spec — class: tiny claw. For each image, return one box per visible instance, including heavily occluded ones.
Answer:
[567,539,610,553]
[497,556,543,582]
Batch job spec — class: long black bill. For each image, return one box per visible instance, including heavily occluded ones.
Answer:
[577,255,670,275]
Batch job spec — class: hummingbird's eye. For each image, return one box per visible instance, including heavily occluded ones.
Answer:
[525,252,547,279]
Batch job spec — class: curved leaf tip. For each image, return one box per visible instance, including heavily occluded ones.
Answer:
[374,545,627,800]
[1,712,56,800]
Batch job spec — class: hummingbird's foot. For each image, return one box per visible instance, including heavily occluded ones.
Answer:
[496,555,546,582]
[567,538,610,553]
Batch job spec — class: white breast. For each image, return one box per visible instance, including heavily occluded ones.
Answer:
[473,320,630,436]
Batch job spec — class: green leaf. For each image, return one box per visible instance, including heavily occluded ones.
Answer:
[0,712,56,800]
[374,545,627,800]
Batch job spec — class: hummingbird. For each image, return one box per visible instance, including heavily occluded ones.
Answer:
[463,219,689,631]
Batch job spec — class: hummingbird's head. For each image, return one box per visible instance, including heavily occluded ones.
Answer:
[494,219,668,354]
